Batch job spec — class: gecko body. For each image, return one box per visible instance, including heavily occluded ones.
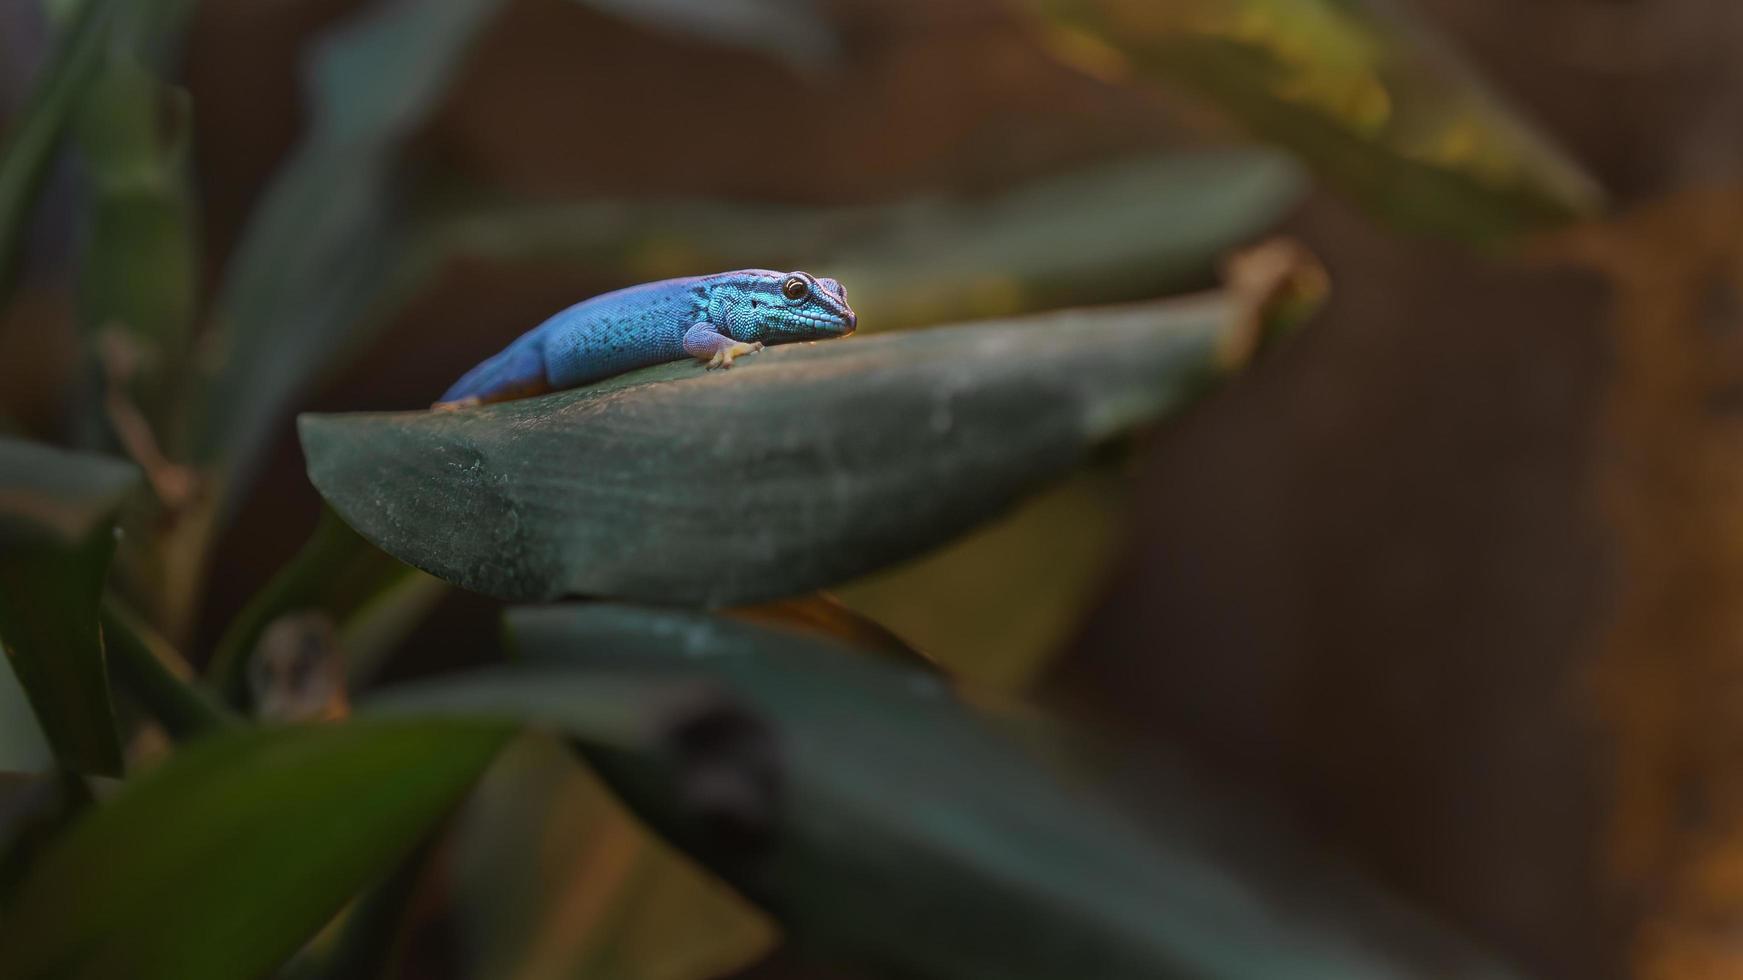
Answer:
[435,269,856,408]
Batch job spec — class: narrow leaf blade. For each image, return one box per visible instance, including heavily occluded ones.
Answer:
[416,149,1307,332]
[0,438,138,775]
[0,0,115,299]
[0,658,52,774]
[197,0,507,505]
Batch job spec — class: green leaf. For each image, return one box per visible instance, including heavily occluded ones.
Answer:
[300,279,1304,605]
[0,437,137,775]
[0,0,116,302]
[0,719,510,980]
[195,0,506,505]
[830,149,1307,329]
[413,148,1306,332]
[371,606,1527,980]
[1031,0,1603,242]
[207,507,431,708]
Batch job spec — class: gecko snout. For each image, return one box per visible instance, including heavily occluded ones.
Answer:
[841,310,857,333]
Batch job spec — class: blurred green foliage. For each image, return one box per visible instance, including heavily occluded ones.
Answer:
[0,0,1606,977]
[410,149,1307,333]
[196,0,506,503]
[0,0,114,302]
[0,660,54,773]
[566,0,840,67]
[376,606,1527,980]
[205,508,428,709]
[0,438,136,776]
[72,54,197,414]
[1031,0,1603,242]
[0,720,509,980]
[100,598,237,738]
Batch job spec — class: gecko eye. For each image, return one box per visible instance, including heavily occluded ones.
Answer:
[781,275,809,301]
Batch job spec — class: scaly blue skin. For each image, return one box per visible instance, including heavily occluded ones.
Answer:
[435,269,856,407]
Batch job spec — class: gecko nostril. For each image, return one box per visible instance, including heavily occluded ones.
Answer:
[843,310,857,331]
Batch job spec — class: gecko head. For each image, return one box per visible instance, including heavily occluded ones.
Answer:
[721,270,857,343]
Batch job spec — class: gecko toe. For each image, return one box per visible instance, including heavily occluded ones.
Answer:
[705,342,762,371]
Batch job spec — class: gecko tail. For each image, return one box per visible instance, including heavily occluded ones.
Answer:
[436,337,549,406]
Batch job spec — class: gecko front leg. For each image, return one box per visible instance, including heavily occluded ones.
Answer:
[683,322,763,370]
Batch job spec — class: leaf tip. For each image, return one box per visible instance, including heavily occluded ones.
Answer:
[1217,237,1328,369]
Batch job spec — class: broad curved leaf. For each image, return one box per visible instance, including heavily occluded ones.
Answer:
[0,438,137,775]
[1033,0,1603,242]
[370,605,1526,980]
[300,280,1306,605]
[0,719,509,980]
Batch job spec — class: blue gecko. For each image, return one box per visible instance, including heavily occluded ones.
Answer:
[434,269,857,408]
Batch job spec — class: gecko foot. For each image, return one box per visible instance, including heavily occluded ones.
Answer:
[431,396,482,412]
[706,341,764,370]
